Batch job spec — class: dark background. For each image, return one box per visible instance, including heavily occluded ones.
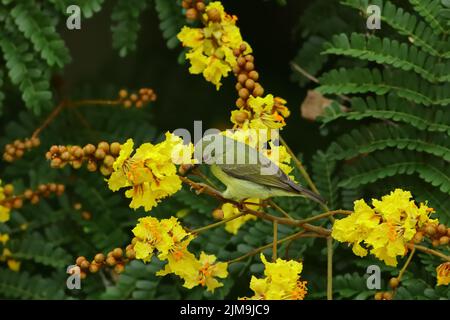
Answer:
[59,0,327,157]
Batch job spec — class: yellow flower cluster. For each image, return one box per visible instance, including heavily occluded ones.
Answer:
[177,2,251,89]
[0,180,10,223]
[133,216,228,292]
[221,200,258,235]
[231,94,290,130]
[332,189,438,267]
[0,235,20,272]
[242,254,307,300]
[436,262,450,286]
[108,133,193,212]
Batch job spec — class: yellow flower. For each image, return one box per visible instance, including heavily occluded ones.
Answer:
[108,133,192,211]
[192,252,228,292]
[263,143,294,178]
[0,180,4,201]
[0,248,11,260]
[7,259,20,272]
[221,201,257,235]
[156,248,200,284]
[365,223,407,266]
[246,94,289,130]
[0,233,9,245]
[0,180,10,223]
[158,251,228,293]
[156,250,227,293]
[221,128,267,148]
[243,254,307,300]
[245,277,269,300]
[0,206,10,223]
[177,2,251,89]
[436,262,450,286]
[332,189,437,266]
[332,199,380,257]
[132,216,193,262]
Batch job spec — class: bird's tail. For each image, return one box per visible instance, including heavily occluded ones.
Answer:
[297,185,326,206]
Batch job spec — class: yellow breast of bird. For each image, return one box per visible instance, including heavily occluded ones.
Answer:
[210,164,273,200]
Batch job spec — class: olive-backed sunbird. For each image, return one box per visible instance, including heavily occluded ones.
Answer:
[195,133,325,205]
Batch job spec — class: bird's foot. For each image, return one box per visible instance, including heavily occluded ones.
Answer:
[192,183,225,201]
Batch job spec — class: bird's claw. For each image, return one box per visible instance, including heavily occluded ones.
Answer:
[195,185,206,195]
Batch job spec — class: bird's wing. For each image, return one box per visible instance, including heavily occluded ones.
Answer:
[218,163,301,194]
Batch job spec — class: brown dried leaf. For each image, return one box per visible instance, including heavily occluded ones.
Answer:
[300,90,346,121]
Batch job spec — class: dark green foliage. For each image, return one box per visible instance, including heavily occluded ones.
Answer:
[155,0,186,50]
[311,151,339,209]
[111,0,150,57]
[11,1,71,68]
[0,10,52,115]
[318,68,450,106]
[0,0,447,302]
[319,95,450,135]
[291,0,450,300]
[48,0,105,18]
[290,0,364,86]
[299,0,450,215]
[102,259,165,300]
[0,0,153,115]
[0,269,65,299]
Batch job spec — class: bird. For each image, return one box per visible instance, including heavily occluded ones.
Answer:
[194,133,325,205]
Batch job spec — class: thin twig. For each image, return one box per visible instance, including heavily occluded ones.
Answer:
[327,237,333,300]
[279,136,320,196]
[297,209,352,224]
[31,99,121,140]
[180,176,334,236]
[69,99,121,107]
[398,248,416,281]
[31,101,66,139]
[272,221,278,261]
[227,231,324,264]
[392,247,416,298]
[290,62,350,101]
[407,243,450,262]
[192,168,218,189]
[291,62,320,84]
[190,211,247,234]
[269,199,294,220]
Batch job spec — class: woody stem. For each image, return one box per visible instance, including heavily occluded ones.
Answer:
[272,221,278,261]
[407,243,450,262]
[227,231,324,264]
[190,211,247,234]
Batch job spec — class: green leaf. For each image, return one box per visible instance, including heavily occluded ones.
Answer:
[111,0,149,57]
[319,95,450,136]
[155,0,185,50]
[339,151,450,195]
[342,0,450,58]
[327,123,450,162]
[318,68,450,106]
[0,269,64,299]
[312,150,339,209]
[323,33,450,83]
[11,0,71,68]
[409,0,447,35]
